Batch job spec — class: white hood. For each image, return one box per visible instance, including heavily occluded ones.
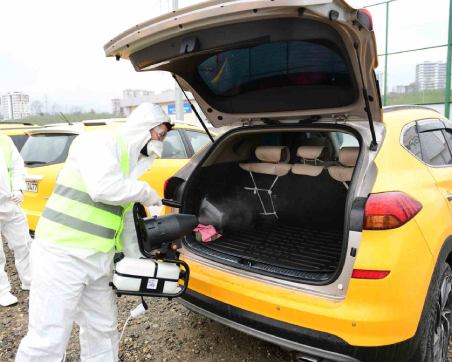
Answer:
[119,102,170,172]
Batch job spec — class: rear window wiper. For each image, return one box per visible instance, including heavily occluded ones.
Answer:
[24,161,47,165]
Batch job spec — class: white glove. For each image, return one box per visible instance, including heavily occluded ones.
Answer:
[10,190,24,204]
[143,187,162,207]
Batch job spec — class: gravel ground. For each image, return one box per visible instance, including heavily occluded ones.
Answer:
[0,240,296,362]
[1,239,451,362]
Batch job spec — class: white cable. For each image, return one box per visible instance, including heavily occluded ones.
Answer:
[119,300,149,344]
[119,314,132,344]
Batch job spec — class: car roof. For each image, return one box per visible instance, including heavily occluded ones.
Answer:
[382,105,445,128]
[1,126,40,136]
[0,121,35,128]
[25,120,208,136]
[25,122,121,136]
[172,122,207,131]
[0,124,40,131]
[383,105,441,114]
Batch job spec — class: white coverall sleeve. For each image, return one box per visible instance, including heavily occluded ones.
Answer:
[9,140,26,191]
[75,134,152,206]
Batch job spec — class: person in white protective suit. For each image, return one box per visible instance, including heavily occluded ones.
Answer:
[0,134,31,307]
[16,103,172,362]
[121,110,167,258]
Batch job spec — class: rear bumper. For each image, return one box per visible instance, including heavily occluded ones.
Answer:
[180,289,361,362]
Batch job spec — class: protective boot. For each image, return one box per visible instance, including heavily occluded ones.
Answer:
[0,291,18,306]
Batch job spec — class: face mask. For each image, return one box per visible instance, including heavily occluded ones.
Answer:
[146,140,163,159]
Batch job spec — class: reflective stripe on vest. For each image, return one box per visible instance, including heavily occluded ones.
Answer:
[52,184,123,216]
[35,133,131,252]
[0,135,13,190]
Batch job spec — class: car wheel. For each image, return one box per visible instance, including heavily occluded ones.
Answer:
[431,264,452,361]
[413,263,452,362]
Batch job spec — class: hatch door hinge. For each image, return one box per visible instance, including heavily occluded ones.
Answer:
[241,119,252,127]
[333,114,348,123]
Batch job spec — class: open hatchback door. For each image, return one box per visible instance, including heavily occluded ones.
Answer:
[105,0,381,134]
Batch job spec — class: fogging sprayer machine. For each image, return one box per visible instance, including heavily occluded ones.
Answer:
[111,203,198,298]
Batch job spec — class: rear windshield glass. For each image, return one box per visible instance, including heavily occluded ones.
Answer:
[21,134,77,167]
[197,40,351,97]
[10,134,28,151]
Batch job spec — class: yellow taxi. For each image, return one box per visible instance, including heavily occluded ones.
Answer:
[106,0,452,361]
[21,121,212,231]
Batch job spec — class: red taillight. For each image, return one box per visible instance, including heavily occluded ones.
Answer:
[357,8,373,31]
[363,192,422,230]
[352,269,390,279]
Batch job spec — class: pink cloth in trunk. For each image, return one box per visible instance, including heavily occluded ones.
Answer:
[193,224,222,243]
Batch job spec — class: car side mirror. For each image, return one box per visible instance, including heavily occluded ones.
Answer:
[162,176,185,208]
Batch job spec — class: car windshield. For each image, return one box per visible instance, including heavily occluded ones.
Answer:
[184,130,212,154]
[21,134,77,167]
[10,134,29,151]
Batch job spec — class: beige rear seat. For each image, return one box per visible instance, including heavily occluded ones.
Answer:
[327,147,359,188]
[239,146,291,218]
[291,146,325,176]
[239,146,291,176]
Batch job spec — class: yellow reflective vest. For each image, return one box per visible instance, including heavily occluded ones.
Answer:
[36,133,131,252]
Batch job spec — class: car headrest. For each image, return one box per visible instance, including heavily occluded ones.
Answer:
[296,146,324,160]
[339,147,359,167]
[255,146,290,163]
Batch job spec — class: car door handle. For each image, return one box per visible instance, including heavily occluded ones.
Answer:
[447,194,452,201]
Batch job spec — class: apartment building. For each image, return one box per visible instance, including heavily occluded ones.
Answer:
[0,92,30,120]
[415,61,446,91]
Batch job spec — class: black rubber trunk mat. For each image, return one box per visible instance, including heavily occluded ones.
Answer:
[186,222,343,281]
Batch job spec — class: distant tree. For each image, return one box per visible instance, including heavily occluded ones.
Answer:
[30,100,44,115]
[89,108,96,114]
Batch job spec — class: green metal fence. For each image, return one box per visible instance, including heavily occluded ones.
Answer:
[365,0,452,117]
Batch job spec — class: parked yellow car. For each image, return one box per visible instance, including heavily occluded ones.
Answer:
[21,121,212,232]
[106,0,452,361]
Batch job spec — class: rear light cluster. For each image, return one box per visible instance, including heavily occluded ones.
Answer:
[357,8,373,31]
[363,191,422,230]
[351,192,421,280]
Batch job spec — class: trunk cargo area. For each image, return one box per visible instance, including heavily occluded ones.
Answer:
[182,129,358,283]
[186,220,343,282]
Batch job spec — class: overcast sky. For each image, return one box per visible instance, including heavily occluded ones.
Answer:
[0,0,199,113]
[0,0,448,113]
